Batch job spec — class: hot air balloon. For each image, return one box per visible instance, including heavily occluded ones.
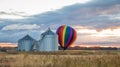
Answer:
[56,25,77,50]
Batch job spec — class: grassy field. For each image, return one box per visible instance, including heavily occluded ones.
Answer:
[0,50,120,67]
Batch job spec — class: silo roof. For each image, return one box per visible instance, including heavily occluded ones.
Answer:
[41,28,55,35]
[19,34,34,41]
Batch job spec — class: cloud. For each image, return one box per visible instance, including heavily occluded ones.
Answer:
[0,10,29,19]
[0,11,26,16]
[89,0,120,7]
[0,21,3,23]
[25,0,120,30]
[0,0,120,45]
[2,24,40,31]
[0,30,41,42]
[1,0,120,30]
[0,0,91,16]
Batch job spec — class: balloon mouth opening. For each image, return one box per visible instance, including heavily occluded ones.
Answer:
[63,47,67,50]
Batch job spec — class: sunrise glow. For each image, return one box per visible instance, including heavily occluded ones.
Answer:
[0,43,17,48]
[91,28,120,37]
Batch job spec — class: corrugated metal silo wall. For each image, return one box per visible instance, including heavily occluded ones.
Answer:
[38,35,58,51]
[18,40,34,51]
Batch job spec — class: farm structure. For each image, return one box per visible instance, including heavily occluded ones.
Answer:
[18,28,58,52]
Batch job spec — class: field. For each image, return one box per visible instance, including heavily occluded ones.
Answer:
[0,50,120,67]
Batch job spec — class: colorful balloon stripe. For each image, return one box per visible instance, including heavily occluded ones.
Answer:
[56,25,77,50]
[62,26,66,47]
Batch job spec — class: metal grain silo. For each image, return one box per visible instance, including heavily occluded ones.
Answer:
[18,35,36,51]
[37,28,58,51]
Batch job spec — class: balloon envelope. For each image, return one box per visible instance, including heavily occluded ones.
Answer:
[56,25,77,50]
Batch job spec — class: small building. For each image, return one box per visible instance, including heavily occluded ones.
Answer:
[18,35,36,51]
[37,28,58,51]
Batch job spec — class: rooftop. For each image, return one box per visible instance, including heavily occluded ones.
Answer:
[19,34,34,41]
[41,28,55,35]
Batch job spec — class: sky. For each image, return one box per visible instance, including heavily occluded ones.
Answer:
[0,0,120,47]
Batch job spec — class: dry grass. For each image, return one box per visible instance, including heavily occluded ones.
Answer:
[0,50,120,67]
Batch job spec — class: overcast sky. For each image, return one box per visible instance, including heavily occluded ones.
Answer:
[0,0,120,47]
